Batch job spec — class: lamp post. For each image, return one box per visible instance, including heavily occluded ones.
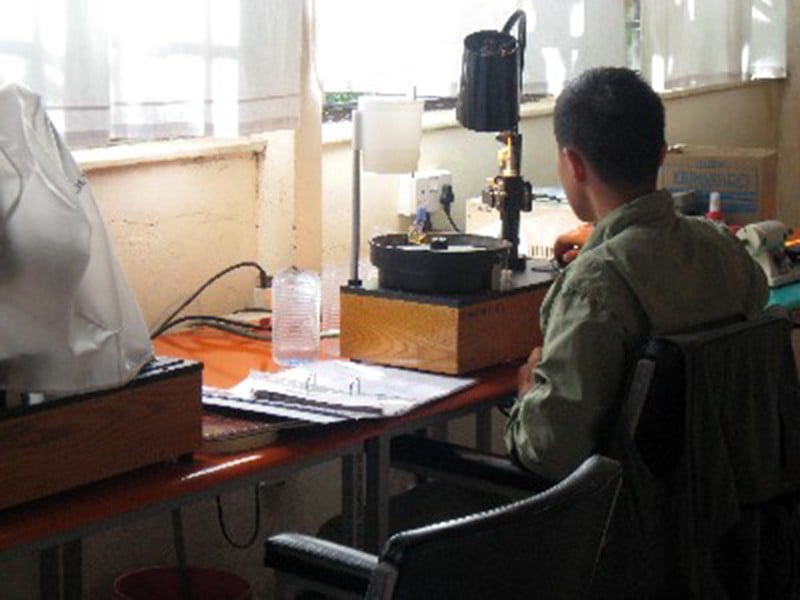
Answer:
[349,96,424,286]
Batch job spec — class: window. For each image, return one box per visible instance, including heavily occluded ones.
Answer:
[0,0,302,147]
[641,0,786,92]
[316,0,786,121]
[625,0,642,73]
[316,0,627,121]
[314,1,628,97]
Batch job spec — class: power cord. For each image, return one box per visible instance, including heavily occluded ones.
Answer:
[440,184,460,232]
[151,261,270,339]
[153,315,271,341]
[215,486,261,549]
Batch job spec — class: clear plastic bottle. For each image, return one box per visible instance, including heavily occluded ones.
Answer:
[272,266,321,366]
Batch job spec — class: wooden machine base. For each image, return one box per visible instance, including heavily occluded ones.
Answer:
[340,264,555,375]
[0,357,202,511]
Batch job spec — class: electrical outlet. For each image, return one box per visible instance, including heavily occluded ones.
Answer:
[396,169,453,216]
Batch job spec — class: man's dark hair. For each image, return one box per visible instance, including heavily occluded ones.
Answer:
[554,67,665,191]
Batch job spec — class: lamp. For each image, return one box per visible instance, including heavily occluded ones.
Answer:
[349,96,424,287]
[456,9,532,271]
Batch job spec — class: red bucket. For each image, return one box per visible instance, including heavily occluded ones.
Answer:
[112,566,252,600]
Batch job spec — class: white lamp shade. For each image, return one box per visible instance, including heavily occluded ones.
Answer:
[357,96,423,173]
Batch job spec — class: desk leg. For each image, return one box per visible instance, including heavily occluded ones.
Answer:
[63,539,82,600]
[341,452,364,547]
[364,435,390,554]
[171,508,191,600]
[475,407,493,452]
[39,546,60,600]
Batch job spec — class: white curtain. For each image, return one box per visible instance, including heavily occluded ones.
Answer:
[641,0,786,92]
[314,0,626,97]
[0,0,302,147]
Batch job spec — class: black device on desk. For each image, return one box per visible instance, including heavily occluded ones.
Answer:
[457,9,532,271]
[339,9,554,375]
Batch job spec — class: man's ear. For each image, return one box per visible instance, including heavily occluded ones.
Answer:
[657,142,668,167]
[563,148,588,183]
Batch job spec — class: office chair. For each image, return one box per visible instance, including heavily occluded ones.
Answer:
[391,306,800,598]
[263,454,622,600]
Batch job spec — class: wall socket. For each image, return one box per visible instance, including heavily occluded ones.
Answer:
[396,169,453,216]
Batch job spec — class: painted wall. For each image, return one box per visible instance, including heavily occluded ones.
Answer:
[89,155,260,330]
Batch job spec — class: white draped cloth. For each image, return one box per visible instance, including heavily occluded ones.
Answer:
[0,0,302,146]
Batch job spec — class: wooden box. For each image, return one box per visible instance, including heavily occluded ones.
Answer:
[340,269,553,375]
[0,357,202,510]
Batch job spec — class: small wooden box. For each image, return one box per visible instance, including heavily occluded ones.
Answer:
[0,357,202,510]
[340,269,553,375]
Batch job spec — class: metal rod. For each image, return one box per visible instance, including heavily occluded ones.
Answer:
[349,110,363,286]
[171,508,191,600]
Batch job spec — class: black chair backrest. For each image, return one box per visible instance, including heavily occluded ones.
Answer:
[605,307,800,598]
[623,307,800,493]
[365,454,622,600]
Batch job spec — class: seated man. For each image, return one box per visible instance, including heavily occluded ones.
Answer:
[505,67,768,480]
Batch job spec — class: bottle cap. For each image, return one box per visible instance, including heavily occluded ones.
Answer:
[706,191,723,221]
[709,191,721,213]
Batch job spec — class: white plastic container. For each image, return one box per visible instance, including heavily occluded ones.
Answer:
[272,267,321,366]
[358,96,423,173]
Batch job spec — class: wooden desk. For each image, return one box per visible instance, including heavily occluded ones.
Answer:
[0,328,518,596]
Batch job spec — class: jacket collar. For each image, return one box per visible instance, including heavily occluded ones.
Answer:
[582,189,675,253]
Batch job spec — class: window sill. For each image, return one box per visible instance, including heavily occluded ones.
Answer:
[657,77,781,101]
[74,136,268,173]
[321,96,558,147]
[322,78,781,147]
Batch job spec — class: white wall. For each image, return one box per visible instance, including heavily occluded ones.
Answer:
[88,155,260,329]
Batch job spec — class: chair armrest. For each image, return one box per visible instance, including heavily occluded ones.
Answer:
[264,532,378,595]
[390,434,555,497]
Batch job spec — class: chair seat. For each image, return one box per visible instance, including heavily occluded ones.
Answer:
[318,479,511,544]
[390,434,554,496]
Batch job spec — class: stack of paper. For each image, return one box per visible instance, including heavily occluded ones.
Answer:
[202,360,477,423]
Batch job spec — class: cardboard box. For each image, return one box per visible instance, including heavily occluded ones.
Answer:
[658,145,777,225]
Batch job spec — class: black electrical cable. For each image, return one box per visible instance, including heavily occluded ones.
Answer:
[153,315,272,341]
[155,314,339,341]
[150,261,270,339]
[444,208,461,233]
[439,183,461,233]
[215,486,261,549]
[502,9,526,73]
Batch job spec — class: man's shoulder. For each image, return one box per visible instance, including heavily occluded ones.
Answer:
[555,249,630,303]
